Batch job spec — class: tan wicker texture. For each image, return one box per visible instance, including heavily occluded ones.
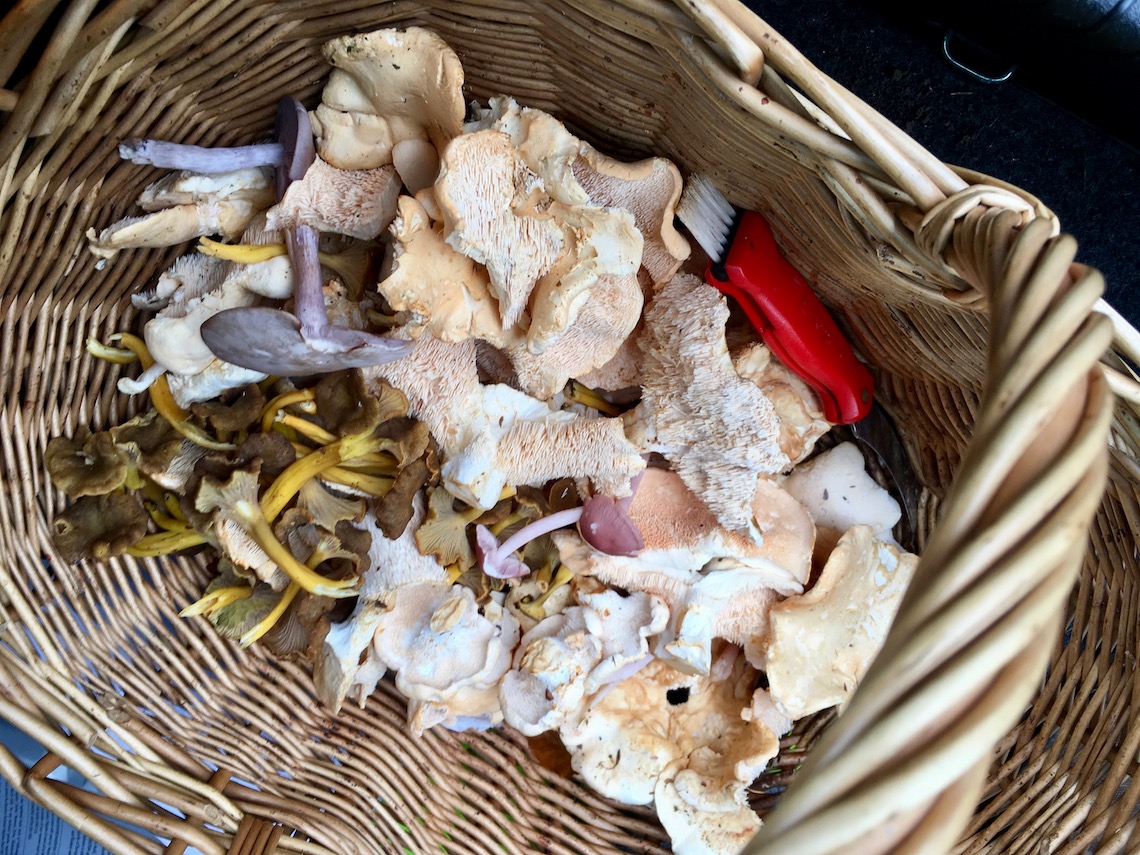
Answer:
[1,1,1137,853]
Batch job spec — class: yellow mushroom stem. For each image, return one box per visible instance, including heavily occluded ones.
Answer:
[260,431,386,521]
[198,237,287,263]
[144,499,192,533]
[109,333,236,452]
[232,499,358,598]
[564,380,621,417]
[275,413,337,446]
[321,467,394,496]
[179,585,251,618]
[260,389,317,434]
[86,336,139,364]
[239,582,299,648]
[490,509,531,538]
[127,529,207,557]
[334,453,398,475]
[162,491,188,522]
[519,565,574,621]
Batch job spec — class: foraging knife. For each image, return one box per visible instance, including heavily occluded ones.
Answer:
[678,174,874,424]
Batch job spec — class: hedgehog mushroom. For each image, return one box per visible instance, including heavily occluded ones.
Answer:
[436,129,565,327]
[625,274,791,535]
[267,156,401,240]
[312,27,465,171]
[376,195,519,347]
[765,524,917,719]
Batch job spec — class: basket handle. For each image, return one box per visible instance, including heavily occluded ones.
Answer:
[748,159,1115,852]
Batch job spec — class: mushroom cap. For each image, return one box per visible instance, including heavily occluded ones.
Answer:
[437,129,565,328]
[51,493,148,562]
[571,145,690,289]
[45,433,130,497]
[781,441,902,560]
[653,763,762,855]
[267,157,401,240]
[315,599,388,711]
[317,27,464,167]
[377,195,519,346]
[765,525,918,719]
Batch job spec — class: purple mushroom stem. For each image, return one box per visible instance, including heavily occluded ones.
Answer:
[118,139,285,173]
[476,508,584,580]
[288,224,330,338]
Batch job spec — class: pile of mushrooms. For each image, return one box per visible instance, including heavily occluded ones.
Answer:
[48,26,923,855]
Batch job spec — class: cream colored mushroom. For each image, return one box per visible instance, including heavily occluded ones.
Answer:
[436,129,565,327]
[376,195,520,347]
[267,156,401,240]
[625,274,790,535]
[733,342,831,466]
[654,762,762,855]
[500,589,667,737]
[781,441,902,560]
[559,644,777,813]
[765,524,917,719]
[86,167,274,262]
[312,27,465,170]
[314,493,449,712]
[371,582,520,736]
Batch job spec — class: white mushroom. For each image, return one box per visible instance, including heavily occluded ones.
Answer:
[654,761,762,855]
[781,441,902,560]
[500,589,668,737]
[765,525,918,719]
[625,275,790,535]
[371,582,520,736]
[86,167,274,262]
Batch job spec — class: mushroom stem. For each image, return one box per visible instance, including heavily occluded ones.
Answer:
[321,466,394,496]
[276,413,337,445]
[119,139,284,173]
[260,431,384,521]
[519,565,575,621]
[127,529,206,557]
[239,582,299,647]
[110,333,236,452]
[232,499,358,598]
[564,379,621,416]
[260,388,317,433]
[198,237,288,263]
[86,336,138,364]
[497,508,584,556]
[180,585,252,618]
[291,224,332,338]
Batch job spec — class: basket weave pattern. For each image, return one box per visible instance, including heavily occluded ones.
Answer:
[0,1,1136,853]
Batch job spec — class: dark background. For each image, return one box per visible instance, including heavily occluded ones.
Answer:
[742,0,1140,329]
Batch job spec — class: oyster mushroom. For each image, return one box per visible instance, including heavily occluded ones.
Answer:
[765,524,917,719]
[370,582,520,735]
[312,27,465,170]
[625,274,790,535]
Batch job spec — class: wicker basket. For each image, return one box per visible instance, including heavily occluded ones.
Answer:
[3,1,1139,853]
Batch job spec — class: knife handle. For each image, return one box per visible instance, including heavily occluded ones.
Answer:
[707,211,873,424]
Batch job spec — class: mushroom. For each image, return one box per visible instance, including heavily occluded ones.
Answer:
[51,493,149,562]
[45,432,130,497]
[370,582,520,735]
[436,129,565,327]
[376,195,520,347]
[781,441,902,561]
[733,342,831,467]
[654,762,762,855]
[86,167,275,263]
[362,334,644,509]
[132,252,227,312]
[471,95,690,287]
[266,156,401,240]
[553,469,813,674]
[764,524,918,719]
[625,274,790,535]
[314,492,449,711]
[312,27,465,170]
[498,589,667,737]
[558,644,777,818]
